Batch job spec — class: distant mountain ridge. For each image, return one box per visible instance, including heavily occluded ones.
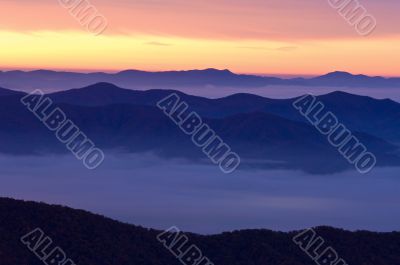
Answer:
[0,88,399,173]
[47,83,400,143]
[1,69,400,91]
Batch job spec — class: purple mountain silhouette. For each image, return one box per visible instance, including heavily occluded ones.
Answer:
[1,69,399,91]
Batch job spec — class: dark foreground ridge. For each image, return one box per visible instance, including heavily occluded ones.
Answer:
[0,197,399,265]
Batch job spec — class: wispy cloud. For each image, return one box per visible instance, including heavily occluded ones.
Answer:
[1,0,398,40]
[145,41,172,47]
[238,46,297,52]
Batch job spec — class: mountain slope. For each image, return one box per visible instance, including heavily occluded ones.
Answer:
[0,86,25,96]
[0,95,398,173]
[49,83,400,142]
[310,71,400,87]
[1,197,400,265]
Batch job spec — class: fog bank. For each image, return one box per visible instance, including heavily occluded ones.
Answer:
[0,153,399,234]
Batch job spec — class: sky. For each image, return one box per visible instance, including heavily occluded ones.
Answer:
[0,0,399,76]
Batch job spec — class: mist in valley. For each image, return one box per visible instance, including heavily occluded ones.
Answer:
[0,153,399,234]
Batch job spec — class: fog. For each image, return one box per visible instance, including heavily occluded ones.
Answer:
[0,153,399,234]
[32,85,400,102]
[170,85,400,102]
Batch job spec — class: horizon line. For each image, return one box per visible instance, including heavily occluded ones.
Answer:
[0,67,399,79]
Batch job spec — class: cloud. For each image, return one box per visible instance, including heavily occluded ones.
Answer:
[0,153,399,233]
[238,46,297,52]
[0,0,398,40]
[145,41,172,46]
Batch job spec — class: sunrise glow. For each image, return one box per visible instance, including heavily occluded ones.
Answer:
[0,0,399,75]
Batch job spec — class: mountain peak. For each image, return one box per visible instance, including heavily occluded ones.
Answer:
[116,69,144,74]
[82,82,123,90]
[30,69,58,74]
[322,71,354,78]
[325,90,354,96]
[202,68,233,73]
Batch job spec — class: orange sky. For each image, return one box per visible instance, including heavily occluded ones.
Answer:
[0,0,399,76]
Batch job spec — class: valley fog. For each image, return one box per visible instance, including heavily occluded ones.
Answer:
[0,153,399,234]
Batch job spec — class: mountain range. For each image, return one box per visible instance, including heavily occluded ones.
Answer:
[0,83,399,173]
[48,82,400,143]
[1,197,400,265]
[1,69,400,91]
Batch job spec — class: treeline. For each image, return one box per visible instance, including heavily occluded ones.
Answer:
[0,197,399,265]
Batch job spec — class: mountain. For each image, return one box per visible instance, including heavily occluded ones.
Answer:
[49,82,192,107]
[1,69,400,91]
[1,197,400,265]
[310,71,400,87]
[0,94,398,173]
[0,86,25,96]
[48,83,400,143]
[0,69,278,91]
